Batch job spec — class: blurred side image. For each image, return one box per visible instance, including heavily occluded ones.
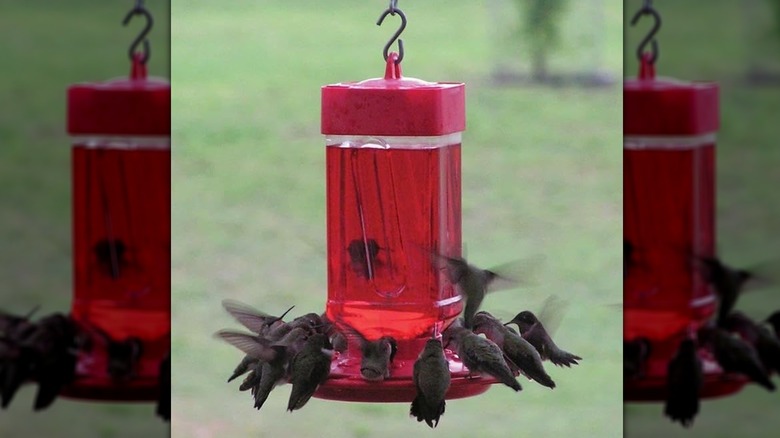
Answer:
[0,1,170,436]
[172,0,622,437]
[623,0,780,436]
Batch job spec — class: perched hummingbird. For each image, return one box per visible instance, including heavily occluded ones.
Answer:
[624,337,652,379]
[444,324,521,392]
[695,256,753,327]
[410,338,451,428]
[506,310,581,367]
[347,238,382,279]
[723,312,780,375]
[701,327,775,391]
[336,321,397,381]
[157,353,171,421]
[472,311,555,389]
[664,339,702,428]
[107,337,143,381]
[287,333,332,412]
[432,253,525,329]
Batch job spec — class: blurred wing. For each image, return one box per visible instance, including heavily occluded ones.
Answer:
[215,330,277,361]
[222,299,293,334]
[486,254,546,292]
[537,294,570,338]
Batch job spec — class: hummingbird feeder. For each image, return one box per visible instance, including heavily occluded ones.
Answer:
[623,1,746,401]
[62,1,170,401]
[313,1,497,402]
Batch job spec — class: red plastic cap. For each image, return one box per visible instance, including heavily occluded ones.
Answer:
[624,77,718,136]
[68,77,170,136]
[322,53,465,136]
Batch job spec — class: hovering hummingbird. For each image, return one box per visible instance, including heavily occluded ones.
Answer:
[664,339,702,428]
[347,238,382,279]
[695,256,753,327]
[472,311,555,389]
[431,253,532,329]
[287,333,332,412]
[444,323,521,392]
[335,321,397,381]
[505,310,581,367]
[701,327,775,391]
[410,337,451,428]
[220,300,296,382]
[624,337,652,379]
[723,312,780,375]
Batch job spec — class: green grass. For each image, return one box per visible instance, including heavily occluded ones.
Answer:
[624,1,780,436]
[172,1,622,437]
[0,1,169,436]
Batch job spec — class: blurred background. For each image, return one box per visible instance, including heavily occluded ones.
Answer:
[172,0,621,437]
[0,1,169,436]
[624,0,780,436]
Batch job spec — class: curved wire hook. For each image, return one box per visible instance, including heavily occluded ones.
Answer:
[376,6,406,64]
[123,4,154,64]
[630,2,661,64]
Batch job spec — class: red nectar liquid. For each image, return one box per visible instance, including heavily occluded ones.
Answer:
[71,144,170,385]
[624,142,716,343]
[326,142,462,355]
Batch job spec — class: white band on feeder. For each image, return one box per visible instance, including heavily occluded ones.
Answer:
[623,133,717,150]
[70,136,171,150]
[326,133,463,150]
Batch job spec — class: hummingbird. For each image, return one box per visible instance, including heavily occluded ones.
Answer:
[624,337,652,379]
[347,238,382,279]
[221,300,295,382]
[432,253,528,329]
[287,333,332,412]
[444,323,521,392]
[336,321,397,381]
[505,310,581,367]
[107,337,143,381]
[472,311,555,389]
[723,312,780,375]
[701,327,775,391]
[695,256,753,327]
[664,339,702,428]
[157,353,171,421]
[410,337,451,428]
[221,299,295,335]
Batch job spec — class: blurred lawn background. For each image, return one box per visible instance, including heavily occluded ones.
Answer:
[0,1,170,436]
[171,1,622,437]
[624,0,780,436]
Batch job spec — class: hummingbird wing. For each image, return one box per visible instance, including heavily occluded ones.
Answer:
[537,294,570,338]
[485,255,546,293]
[222,300,294,334]
[215,330,279,362]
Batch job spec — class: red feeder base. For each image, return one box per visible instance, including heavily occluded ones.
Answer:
[625,350,747,402]
[314,346,497,403]
[61,376,160,402]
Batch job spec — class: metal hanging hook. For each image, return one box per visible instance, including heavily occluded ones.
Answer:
[630,0,661,64]
[376,0,406,64]
[123,0,153,64]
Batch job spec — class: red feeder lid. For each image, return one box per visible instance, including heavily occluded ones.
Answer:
[68,76,170,137]
[322,53,465,137]
[624,59,718,136]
